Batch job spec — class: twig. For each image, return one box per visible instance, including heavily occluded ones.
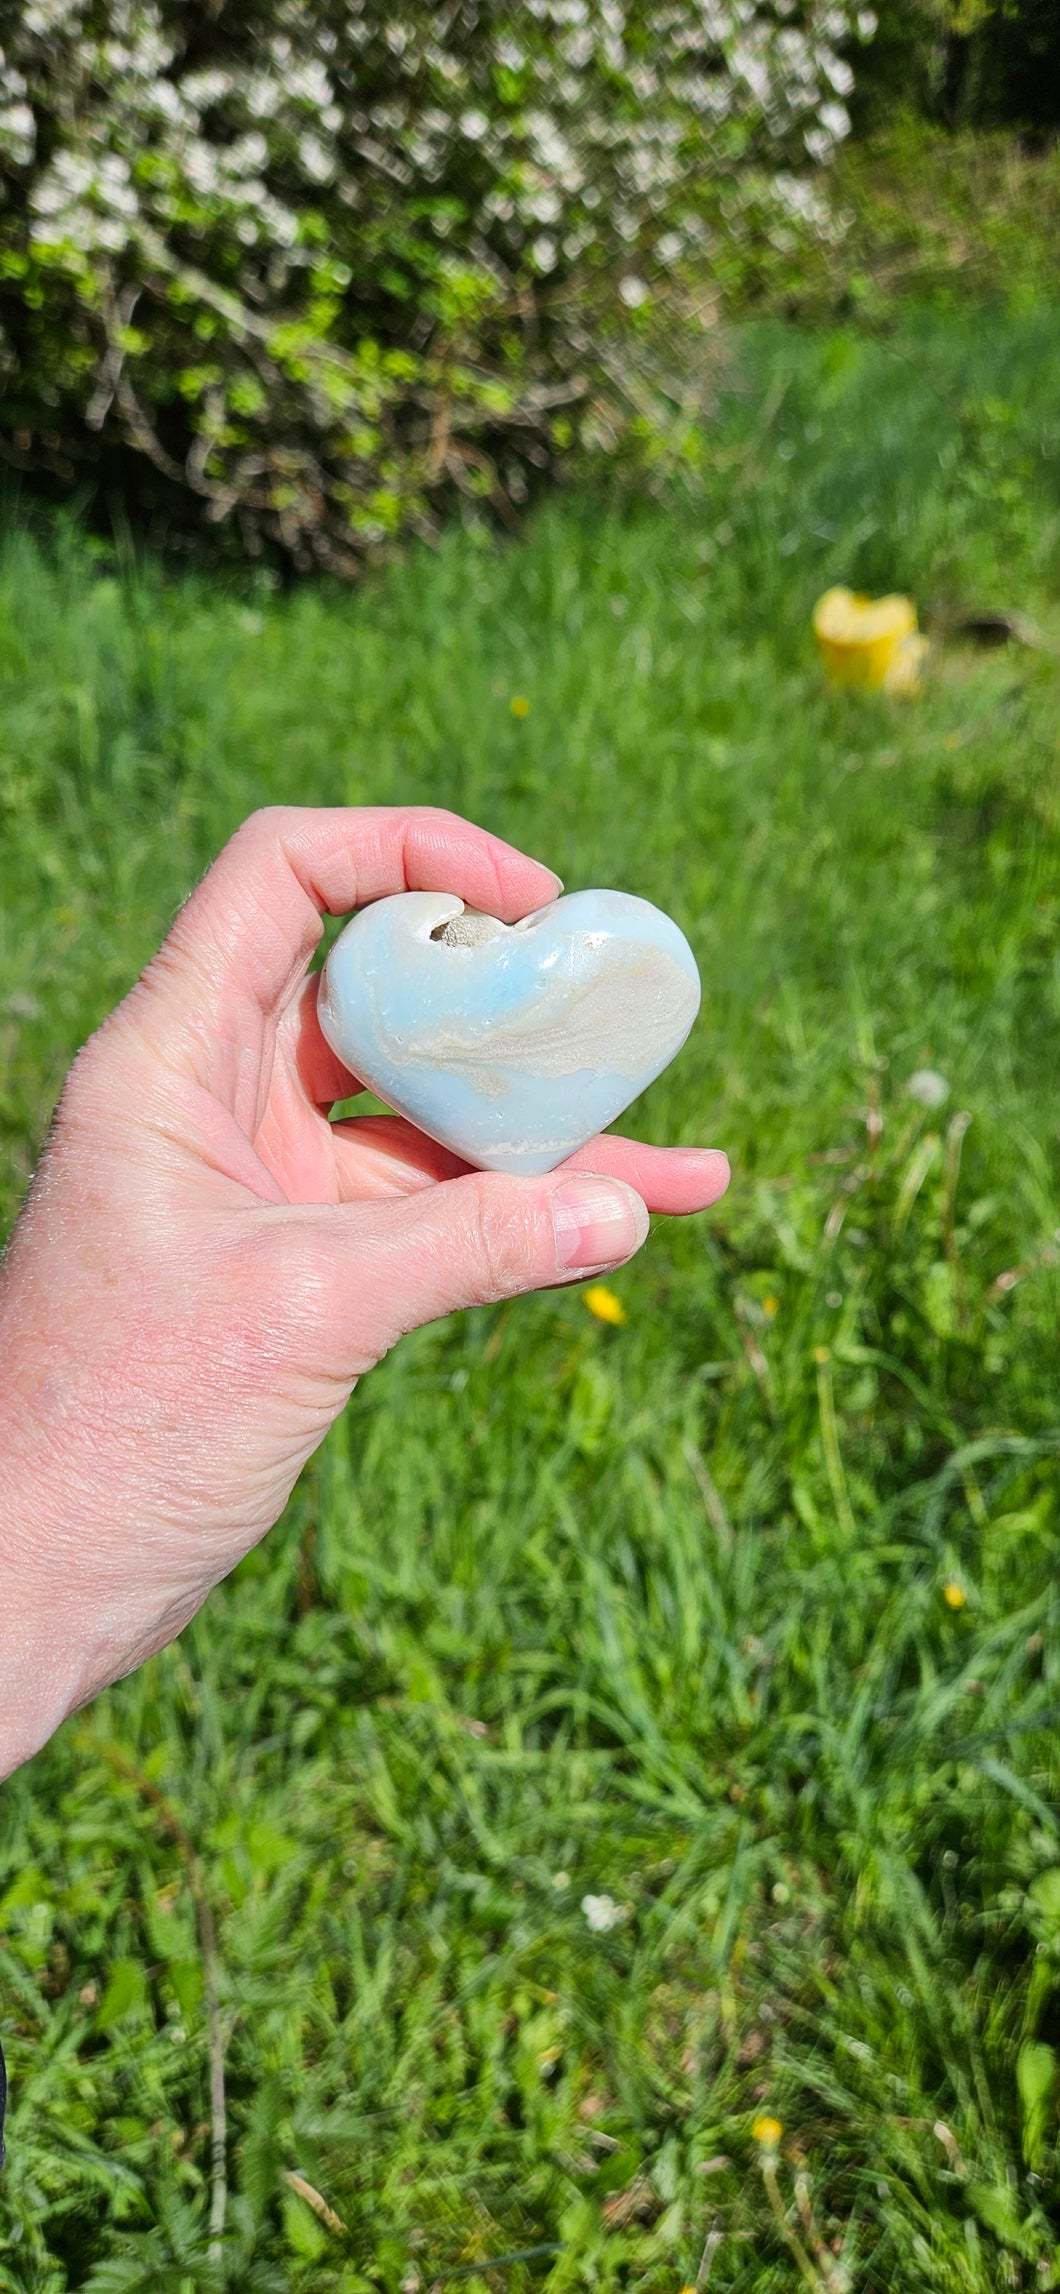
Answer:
[425,391,453,483]
[443,439,522,532]
[283,2170,347,2237]
[114,371,188,489]
[87,283,142,432]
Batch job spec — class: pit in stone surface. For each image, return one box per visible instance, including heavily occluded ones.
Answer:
[430,911,508,948]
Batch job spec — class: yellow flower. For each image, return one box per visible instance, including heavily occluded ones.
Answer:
[510,694,531,718]
[943,1581,966,1610]
[584,1284,626,1326]
[752,2115,783,2148]
[813,1344,831,1366]
[762,1294,779,1318]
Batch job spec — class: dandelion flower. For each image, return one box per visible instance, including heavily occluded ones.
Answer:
[762,1294,779,1318]
[510,694,531,718]
[943,1581,966,1610]
[752,2115,783,2148]
[585,1284,626,1326]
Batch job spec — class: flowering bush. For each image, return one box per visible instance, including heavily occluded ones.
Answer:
[0,1,874,572]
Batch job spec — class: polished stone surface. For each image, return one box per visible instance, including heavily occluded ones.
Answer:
[318,888,701,1175]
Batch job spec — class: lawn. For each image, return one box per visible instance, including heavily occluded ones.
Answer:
[3,300,1060,2292]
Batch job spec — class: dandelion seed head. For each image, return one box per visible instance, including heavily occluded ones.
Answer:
[906,1068,950,1109]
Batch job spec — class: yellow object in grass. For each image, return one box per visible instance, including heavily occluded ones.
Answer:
[752,2115,784,2148]
[813,585,927,694]
[584,1283,626,1325]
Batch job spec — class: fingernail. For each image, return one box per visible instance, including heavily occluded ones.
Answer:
[551,1175,649,1271]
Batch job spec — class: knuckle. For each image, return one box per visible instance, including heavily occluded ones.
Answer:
[228,804,287,860]
[409,802,457,827]
[462,1176,542,1303]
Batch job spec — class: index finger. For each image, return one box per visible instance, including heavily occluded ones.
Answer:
[129,805,563,1088]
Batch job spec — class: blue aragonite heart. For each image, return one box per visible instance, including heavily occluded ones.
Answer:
[317,888,701,1176]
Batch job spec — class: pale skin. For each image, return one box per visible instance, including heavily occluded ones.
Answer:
[0,807,729,1780]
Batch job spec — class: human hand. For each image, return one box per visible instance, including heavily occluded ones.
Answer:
[0,807,728,1776]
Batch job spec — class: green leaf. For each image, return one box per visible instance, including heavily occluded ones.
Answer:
[568,1360,613,1455]
[167,1958,204,2021]
[94,1957,148,2030]
[969,2183,1041,2259]
[283,2188,329,2258]
[1018,2040,1058,2166]
[1030,1869,1060,1929]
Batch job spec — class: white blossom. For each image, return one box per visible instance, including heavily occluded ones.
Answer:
[582,1893,626,1933]
[618,273,650,307]
[822,52,855,95]
[0,0,869,569]
[0,98,35,165]
[818,99,852,140]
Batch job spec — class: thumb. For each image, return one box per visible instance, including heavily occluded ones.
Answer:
[320,1169,650,1361]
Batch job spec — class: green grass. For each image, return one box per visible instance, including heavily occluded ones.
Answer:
[3,301,1060,2292]
[736,121,1060,322]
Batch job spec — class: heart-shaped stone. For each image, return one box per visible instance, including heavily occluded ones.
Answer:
[318,889,701,1175]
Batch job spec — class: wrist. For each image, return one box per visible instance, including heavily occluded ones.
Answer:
[0,1489,82,1781]
[0,1252,128,1775]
